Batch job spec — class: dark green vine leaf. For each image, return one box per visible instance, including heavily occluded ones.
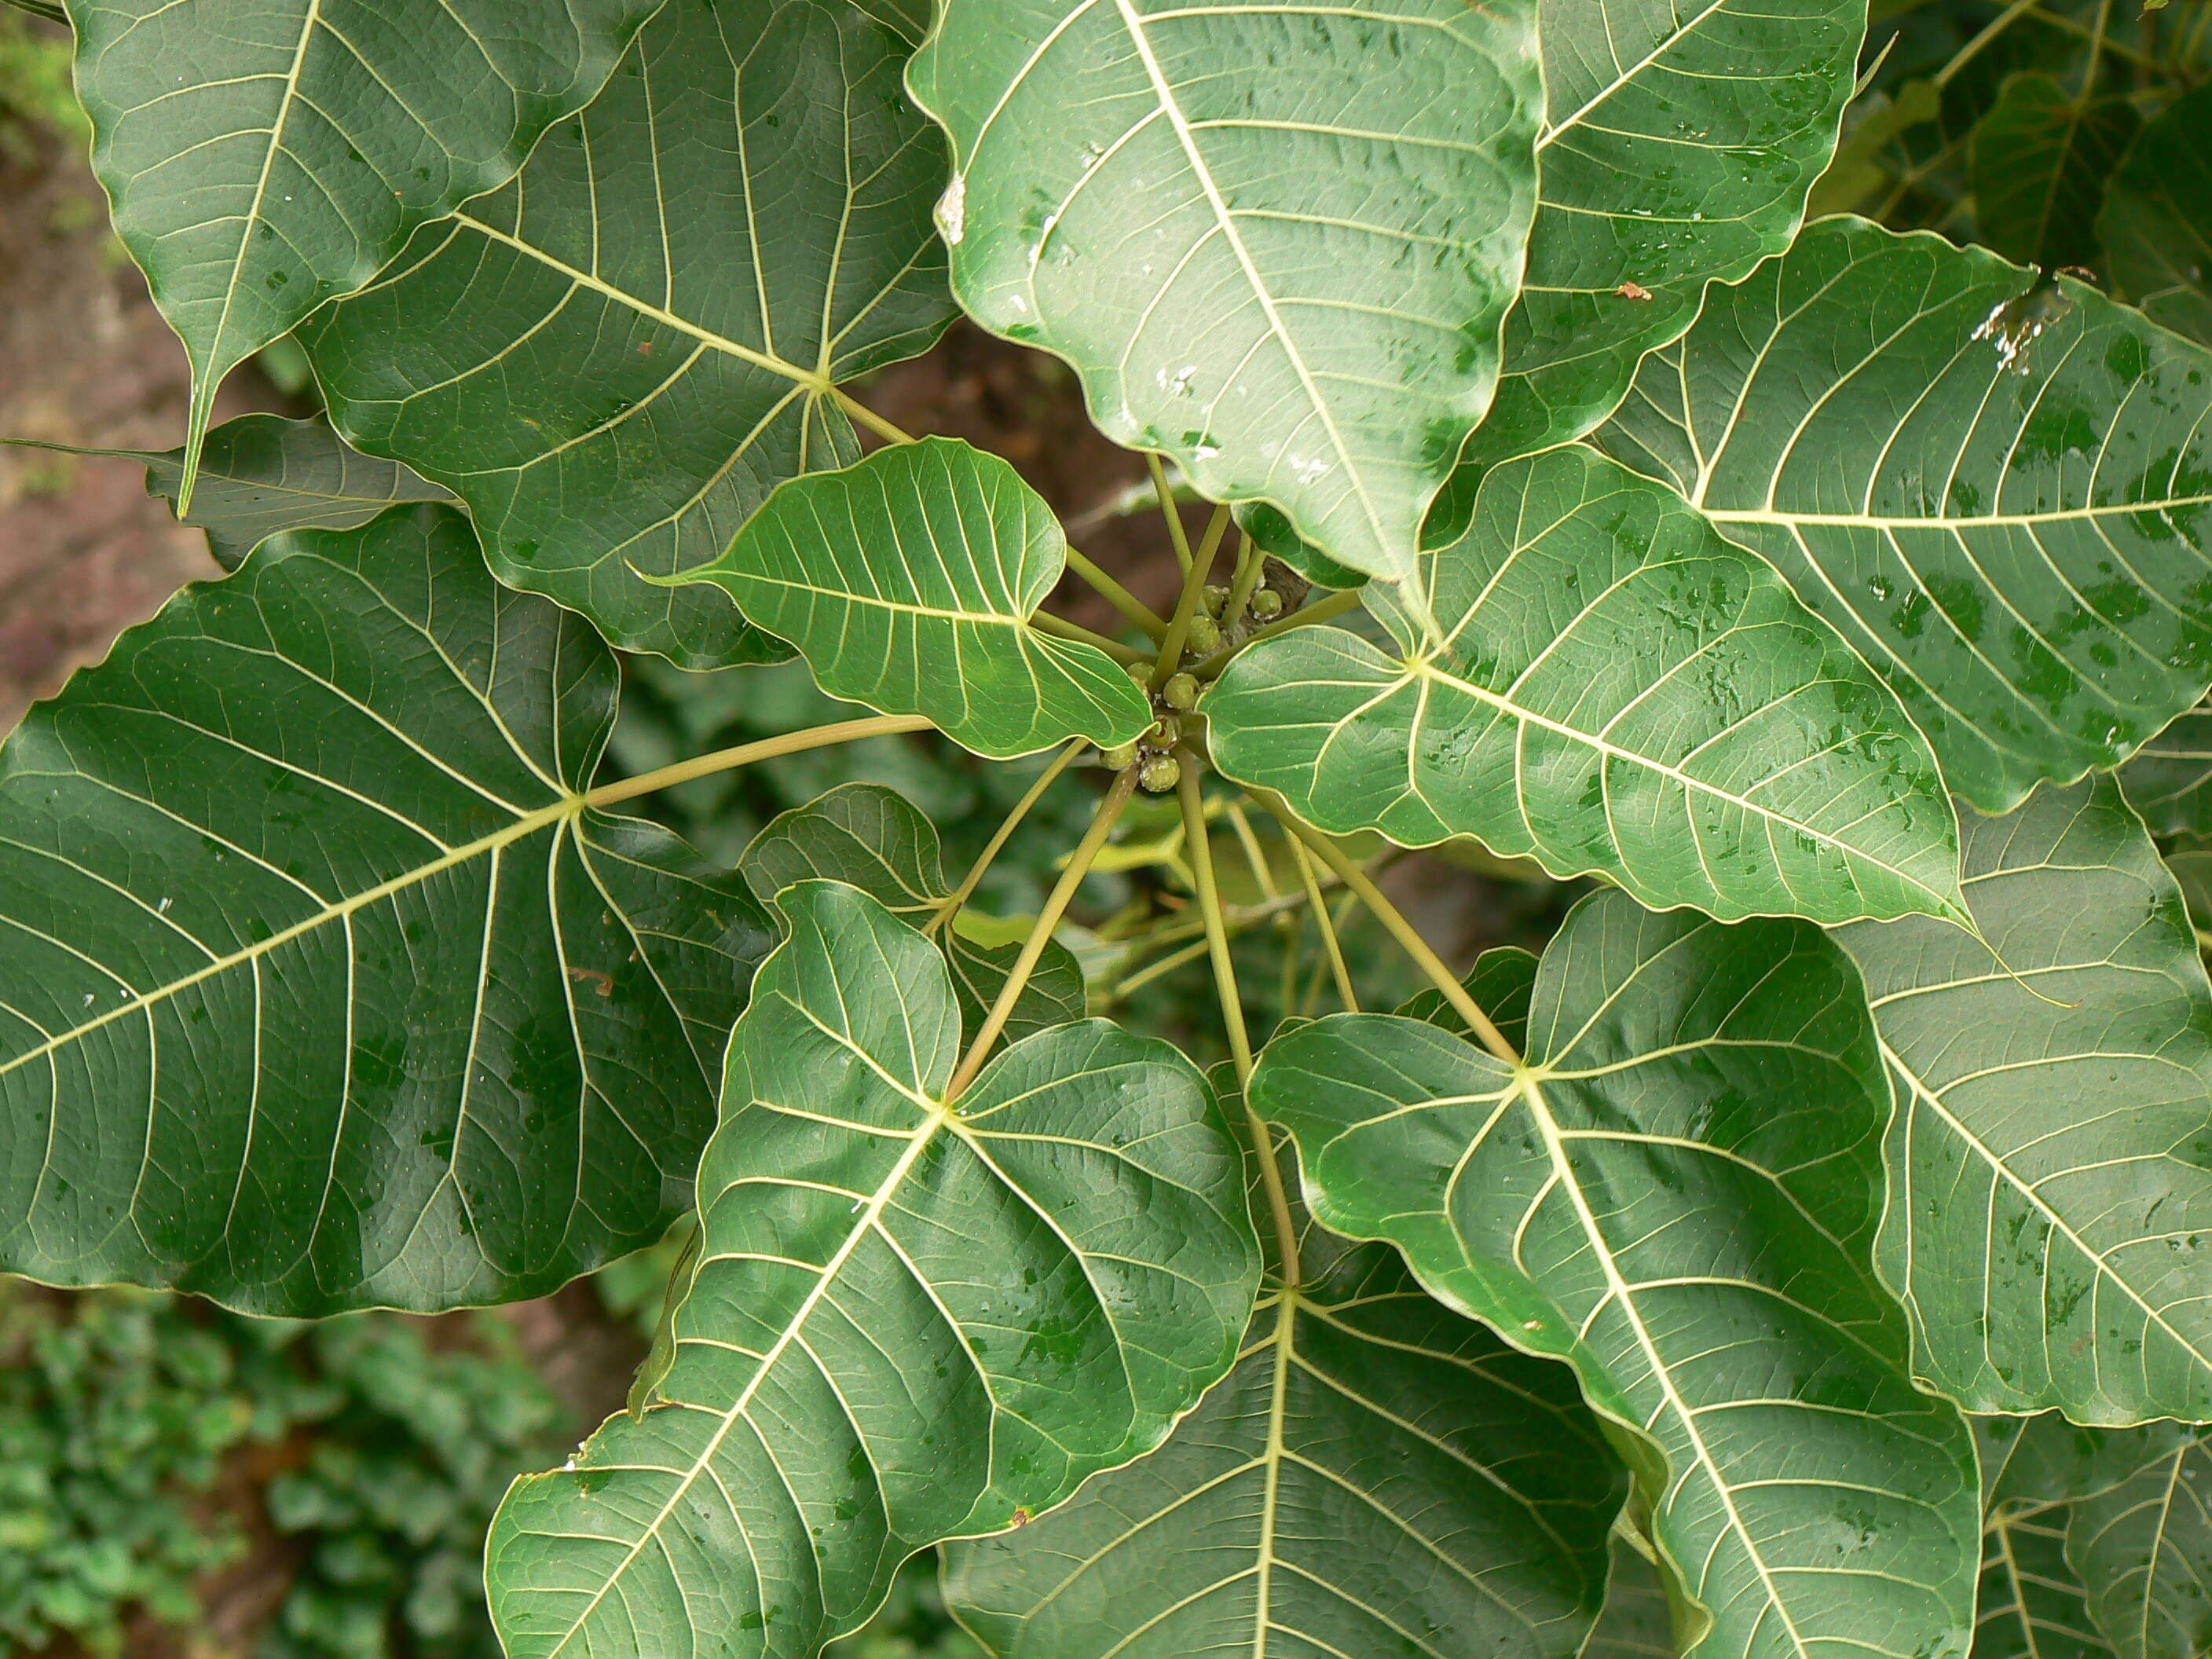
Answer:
[1454,0,1865,477]
[677,439,1153,756]
[2101,87,2212,346]
[1205,445,1965,927]
[906,0,1542,587]
[298,0,955,666]
[0,505,770,1315]
[72,0,654,500]
[942,1206,1624,1657]
[1833,777,2212,1423]
[485,881,1258,1659]
[1251,890,1982,1659]
[2121,708,2212,834]
[1397,944,1537,1052]
[2066,1423,2212,1659]
[1597,214,2212,812]
[1970,74,2140,269]
[738,782,1085,1040]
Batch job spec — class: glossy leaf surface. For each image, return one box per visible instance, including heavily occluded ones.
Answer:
[1252,891,1982,1659]
[1598,214,2212,811]
[486,882,1258,1659]
[1833,778,2212,1423]
[906,0,1542,586]
[1457,0,1864,474]
[738,782,1085,1040]
[943,1207,1624,1658]
[2100,87,2212,347]
[298,0,954,665]
[1397,943,1537,1051]
[0,505,770,1314]
[1205,445,1965,927]
[677,440,1152,756]
[73,0,654,491]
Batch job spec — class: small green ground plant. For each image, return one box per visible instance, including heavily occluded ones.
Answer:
[5,1,2212,1657]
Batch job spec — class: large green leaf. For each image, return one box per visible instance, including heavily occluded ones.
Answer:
[0,505,770,1315]
[1453,0,1865,476]
[2100,88,2212,348]
[2065,1423,2212,1659]
[1204,445,1965,927]
[905,0,1542,587]
[72,0,654,498]
[1398,943,1538,1051]
[1974,1415,2118,1659]
[738,781,1086,1039]
[1833,777,2212,1423]
[296,0,954,666]
[941,1128,1626,1659]
[9,416,456,572]
[676,439,1153,757]
[1969,74,2140,270]
[2119,707,2212,835]
[1251,891,1982,1659]
[485,881,1258,1659]
[1596,214,2212,812]
[1584,1536,1682,1659]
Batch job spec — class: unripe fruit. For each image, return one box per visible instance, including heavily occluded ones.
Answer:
[1137,753,1182,793]
[1101,742,1139,771]
[1201,584,1230,617]
[1185,613,1222,654]
[1161,672,1199,712]
[1150,714,1182,748]
[1250,588,1284,619]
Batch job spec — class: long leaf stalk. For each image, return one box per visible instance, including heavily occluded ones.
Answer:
[1178,757,1304,1287]
[587,714,936,808]
[929,739,1087,937]
[947,767,1139,1098]
[1280,817,1520,1065]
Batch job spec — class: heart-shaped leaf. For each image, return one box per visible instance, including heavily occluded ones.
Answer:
[1454,0,1865,476]
[906,0,1542,587]
[1204,445,1965,927]
[2066,1423,2212,1659]
[1833,777,2212,1423]
[676,438,1153,756]
[2100,87,2212,347]
[942,1185,1625,1658]
[297,0,955,665]
[72,0,654,499]
[0,504,770,1315]
[1251,890,1982,1659]
[738,782,1085,1039]
[1596,214,2212,812]
[485,881,1259,1659]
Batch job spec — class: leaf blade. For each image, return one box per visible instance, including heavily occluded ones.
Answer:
[296,0,955,665]
[1204,445,1965,927]
[1834,777,2212,1423]
[1251,891,1983,1659]
[1596,214,2212,811]
[485,881,1259,1658]
[906,0,1542,585]
[680,439,1153,757]
[0,504,770,1313]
